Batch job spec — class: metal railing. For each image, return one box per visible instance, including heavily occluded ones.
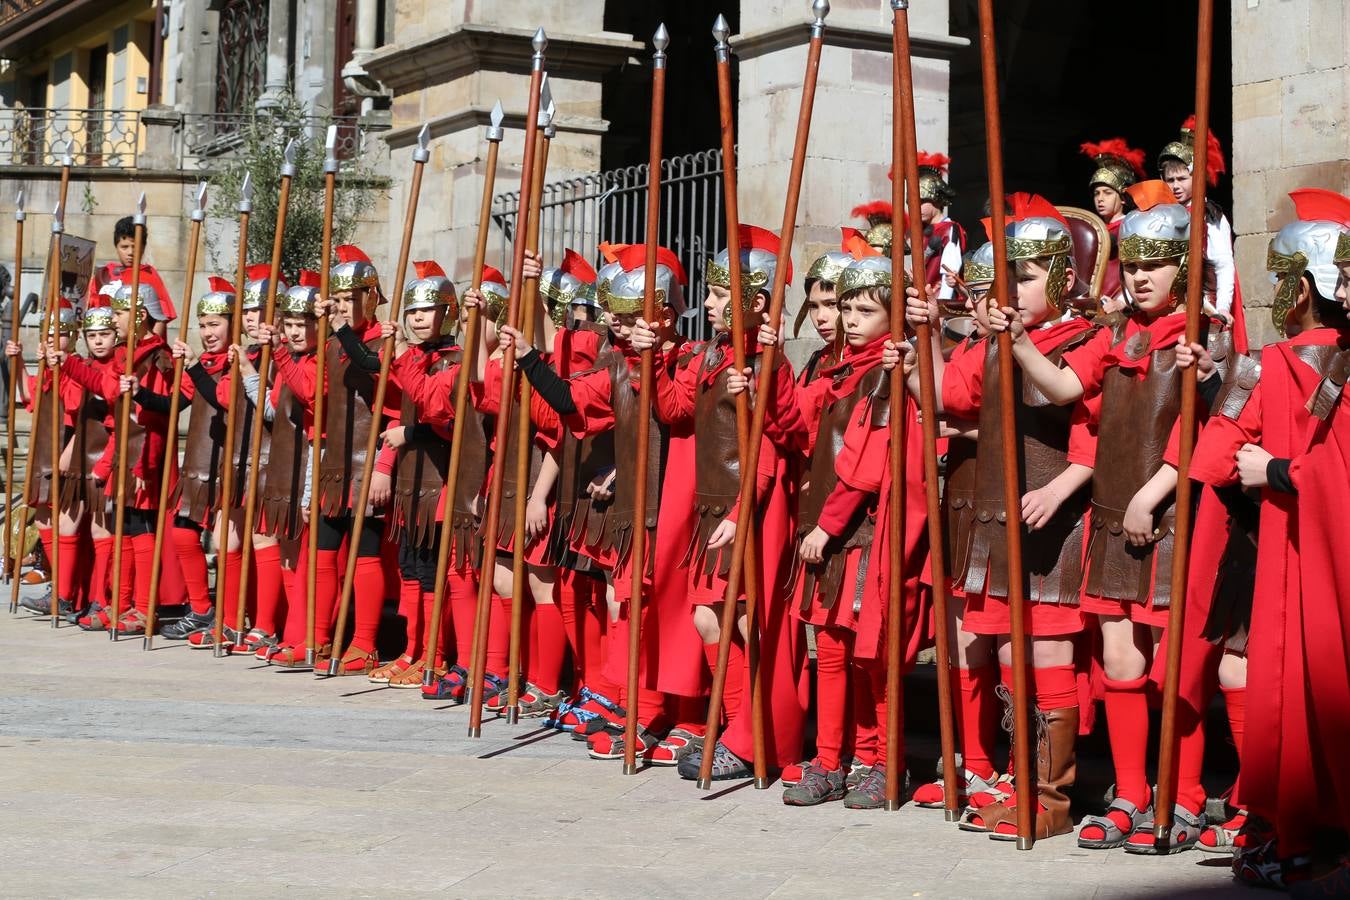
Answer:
[177,113,365,169]
[492,147,727,342]
[0,108,141,167]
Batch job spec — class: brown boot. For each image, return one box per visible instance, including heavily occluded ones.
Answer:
[977,705,1079,841]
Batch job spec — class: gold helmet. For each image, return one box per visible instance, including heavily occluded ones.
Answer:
[1267,189,1350,336]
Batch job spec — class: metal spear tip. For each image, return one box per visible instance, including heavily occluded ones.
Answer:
[812,0,830,23]
[324,124,340,173]
[531,27,548,54]
[538,74,555,127]
[891,0,909,9]
[51,202,64,232]
[413,122,432,163]
[61,139,74,167]
[712,14,730,45]
[281,138,298,176]
[239,171,254,212]
[653,23,670,51]
[490,99,505,128]
[15,189,23,215]
[192,180,208,222]
[134,191,147,225]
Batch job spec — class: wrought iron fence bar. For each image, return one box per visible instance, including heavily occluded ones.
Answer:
[0,108,141,168]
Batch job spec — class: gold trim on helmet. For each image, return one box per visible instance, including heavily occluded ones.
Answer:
[706,258,769,305]
[836,266,891,297]
[196,295,233,317]
[964,261,994,284]
[602,290,667,317]
[1007,233,1073,313]
[1089,164,1132,196]
[1118,236,1190,309]
[806,254,848,285]
[1267,243,1309,338]
[919,171,956,207]
[864,223,893,256]
[83,307,115,331]
[1335,232,1350,266]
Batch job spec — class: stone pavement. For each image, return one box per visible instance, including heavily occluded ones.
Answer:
[0,611,1249,899]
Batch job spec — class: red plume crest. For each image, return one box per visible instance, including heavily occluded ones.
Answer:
[560,248,598,283]
[1289,188,1350,228]
[334,244,371,265]
[298,269,321,288]
[916,151,951,173]
[1079,138,1146,179]
[413,260,446,280]
[207,276,235,294]
[1180,115,1226,186]
[246,263,273,281]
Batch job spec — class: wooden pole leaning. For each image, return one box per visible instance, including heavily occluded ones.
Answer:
[421,103,505,686]
[1153,0,1214,846]
[503,84,554,723]
[43,203,67,630]
[975,0,1035,849]
[622,24,669,775]
[306,126,340,666]
[466,29,547,738]
[143,183,207,648]
[696,0,829,791]
[11,150,71,614]
[324,124,432,676]
[891,0,959,816]
[227,140,298,657]
[108,193,148,642]
[212,175,254,650]
[4,191,25,599]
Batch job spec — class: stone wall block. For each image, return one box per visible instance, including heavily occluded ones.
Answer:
[1279,68,1348,169]
[1231,0,1310,85]
[1307,0,1348,71]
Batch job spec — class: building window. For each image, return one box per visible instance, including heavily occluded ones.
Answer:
[214,0,268,115]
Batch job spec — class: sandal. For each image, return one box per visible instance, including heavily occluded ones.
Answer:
[236,628,277,656]
[478,672,510,709]
[187,626,241,650]
[77,603,112,632]
[588,726,659,761]
[648,727,703,767]
[1198,808,1248,853]
[1233,839,1312,890]
[390,661,442,689]
[913,766,1004,810]
[112,609,148,636]
[325,645,376,677]
[517,683,568,717]
[844,764,903,810]
[369,655,416,685]
[676,740,752,782]
[421,665,470,702]
[270,644,327,670]
[1124,804,1206,855]
[1077,797,1152,850]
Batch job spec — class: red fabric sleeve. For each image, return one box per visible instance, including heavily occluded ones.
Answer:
[652,352,697,425]
[60,354,115,400]
[836,397,894,494]
[1189,383,1263,486]
[760,358,809,454]
[1061,327,1114,398]
[940,341,986,419]
[817,481,871,537]
[566,366,616,436]
[473,359,505,416]
[273,347,317,406]
[1066,399,1097,467]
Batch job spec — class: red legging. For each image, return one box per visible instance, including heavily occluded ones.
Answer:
[813,627,855,772]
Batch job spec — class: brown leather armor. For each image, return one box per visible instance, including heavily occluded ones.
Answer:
[963,331,1093,605]
[119,348,175,503]
[259,366,310,541]
[795,363,883,611]
[493,386,546,550]
[686,342,762,579]
[24,384,63,507]
[317,335,378,516]
[227,350,271,508]
[389,347,454,549]
[1085,329,1183,607]
[64,385,111,522]
[601,351,662,574]
[448,392,489,571]
[177,366,230,526]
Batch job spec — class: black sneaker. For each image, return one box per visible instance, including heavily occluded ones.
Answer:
[160,608,215,640]
[18,588,53,615]
[782,764,846,806]
[677,740,752,781]
[843,763,906,810]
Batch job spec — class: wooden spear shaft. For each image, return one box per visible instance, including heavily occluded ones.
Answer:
[976,0,1035,849]
[325,127,431,676]
[421,108,503,687]
[622,24,669,775]
[4,196,24,597]
[892,0,959,816]
[45,222,63,630]
[108,200,147,641]
[307,141,339,665]
[1153,0,1214,845]
[466,32,547,738]
[696,1,828,790]
[144,184,206,648]
[229,144,298,657]
[503,124,550,722]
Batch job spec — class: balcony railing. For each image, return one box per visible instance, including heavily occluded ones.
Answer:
[0,107,368,171]
[0,0,48,26]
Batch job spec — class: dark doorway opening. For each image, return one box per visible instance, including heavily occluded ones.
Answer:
[946,0,1233,237]
[601,1,736,172]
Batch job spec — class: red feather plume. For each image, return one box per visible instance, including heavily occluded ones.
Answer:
[246,263,273,281]
[1180,115,1226,186]
[1289,188,1350,228]
[850,200,893,226]
[1124,179,1177,212]
[916,151,950,173]
[598,241,629,264]
[560,248,598,283]
[737,224,791,285]
[1079,138,1146,179]
[207,276,235,294]
[615,244,689,286]
[298,269,321,288]
[480,265,506,286]
[1007,192,1068,225]
[413,260,446,280]
[334,244,371,265]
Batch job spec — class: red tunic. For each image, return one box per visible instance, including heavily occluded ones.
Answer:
[85,261,177,320]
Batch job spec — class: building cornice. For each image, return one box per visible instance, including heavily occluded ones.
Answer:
[730,20,967,62]
[363,25,643,94]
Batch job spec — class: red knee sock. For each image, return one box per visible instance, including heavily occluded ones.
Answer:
[581,596,613,695]
[447,573,477,667]
[56,533,80,601]
[1174,706,1208,814]
[313,549,341,645]
[703,640,745,728]
[1223,686,1246,807]
[37,526,53,576]
[954,664,997,779]
[171,527,212,614]
[486,594,511,678]
[529,602,567,695]
[813,628,854,772]
[252,544,284,635]
[113,537,134,616]
[852,656,890,765]
[278,565,306,647]
[1033,664,1078,712]
[418,591,444,665]
[350,556,385,653]
[89,536,113,606]
[1081,674,1151,840]
[398,579,422,659]
[219,549,245,629]
[129,532,157,615]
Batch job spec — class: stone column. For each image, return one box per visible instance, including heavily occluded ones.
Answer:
[1229,0,1349,349]
[731,0,964,366]
[360,5,639,287]
[255,0,292,111]
[341,0,388,104]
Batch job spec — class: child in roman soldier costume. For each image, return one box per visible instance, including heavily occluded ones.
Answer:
[1158,117,1248,351]
[370,261,459,689]
[989,183,1208,849]
[84,216,177,331]
[54,280,173,635]
[7,302,86,618]
[269,245,395,672]
[157,278,237,640]
[850,202,894,257]
[1180,190,1350,887]
[793,248,850,388]
[634,225,809,782]
[910,198,1097,838]
[916,152,965,305]
[1080,138,1146,307]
